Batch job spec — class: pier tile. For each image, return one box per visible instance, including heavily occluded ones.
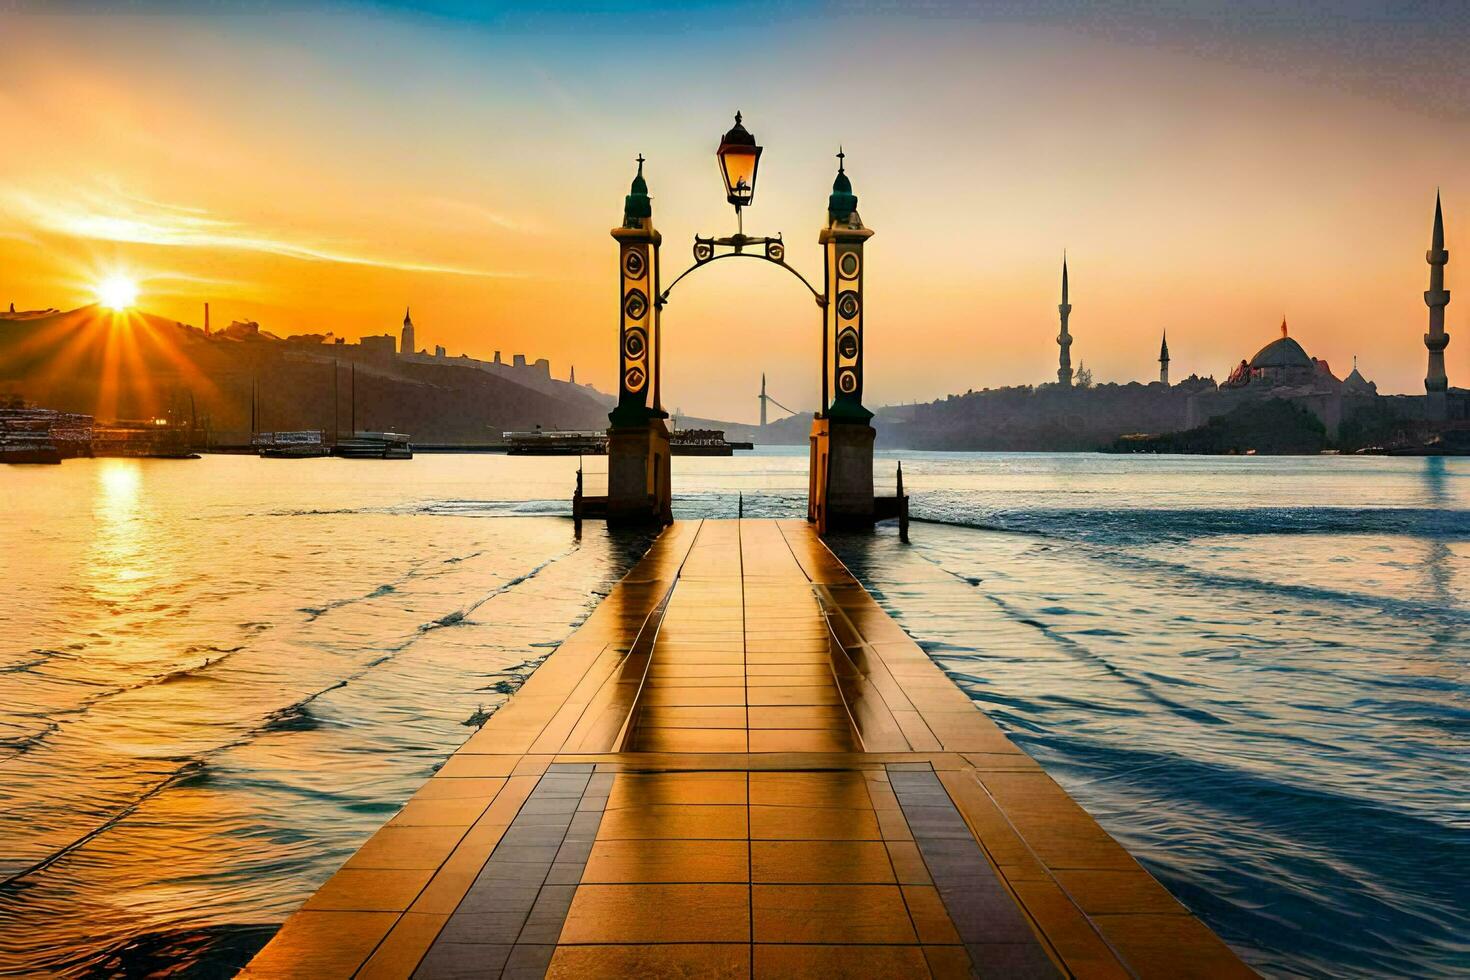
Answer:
[1051,869,1187,916]
[752,884,917,944]
[749,804,881,840]
[639,686,747,706]
[546,943,749,979]
[438,910,529,945]
[503,944,557,979]
[241,910,396,978]
[303,868,434,912]
[963,943,1060,978]
[903,884,963,944]
[923,945,977,979]
[746,686,844,706]
[606,771,747,807]
[748,729,854,752]
[434,755,522,778]
[1008,878,1131,979]
[753,944,929,978]
[598,803,749,839]
[582,839,750,883]
[357,912,447,980]
[344,825,467,871]
[413,941,512,978]
[411,777,508,802]
[638,706,747,728]
[885,841,933,884]
[559,883,751,943]
[751,840,895,884]
[1090,914,1256,979]
[747,705,850,729]
[636,728,749,752]
[749,771,870,808]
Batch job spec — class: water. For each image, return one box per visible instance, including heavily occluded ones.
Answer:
[2,452,1467,977]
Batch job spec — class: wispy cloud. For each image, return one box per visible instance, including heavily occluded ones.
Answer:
[0,184,522,278]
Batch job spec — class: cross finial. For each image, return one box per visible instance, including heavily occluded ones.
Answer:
[836,146,846,173]
[734,111,742,125]
[636,153,645,173]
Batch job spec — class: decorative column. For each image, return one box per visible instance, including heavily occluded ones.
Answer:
[1058,255,1073,387]
[1424,192,1451,422]
[607,156,671,524]
[809,151,876,530]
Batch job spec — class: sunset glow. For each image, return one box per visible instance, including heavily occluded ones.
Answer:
[95,274,139,311]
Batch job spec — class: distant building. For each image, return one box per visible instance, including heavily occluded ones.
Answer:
[1056,255,1073,387]
[401,307,416,357]
[360,334,396,357]
[1158,332,1170,386]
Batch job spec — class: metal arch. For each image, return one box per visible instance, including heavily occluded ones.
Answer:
[658,251,825,307]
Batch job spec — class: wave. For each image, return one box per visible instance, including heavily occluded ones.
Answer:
[913,503,1470,546]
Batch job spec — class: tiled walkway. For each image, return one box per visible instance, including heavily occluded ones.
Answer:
[245,520,1254,979]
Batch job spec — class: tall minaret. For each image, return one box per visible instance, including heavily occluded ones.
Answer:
[1057,254,1073,387]
[1159,331,1171,386]
[760,373,768,428]
[401,307,415,357]
[1424,191,1451,421]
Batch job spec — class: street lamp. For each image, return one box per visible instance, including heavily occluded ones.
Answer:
[716,111,762,232]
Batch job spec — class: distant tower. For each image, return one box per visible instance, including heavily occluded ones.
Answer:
[1057,254,1073,387]
[401,307,416,358]
[1424,192,1451,420]
[570,365,576,384]
[204,302,210,335]
[1159,331,1170,385]
[760,373,768,427]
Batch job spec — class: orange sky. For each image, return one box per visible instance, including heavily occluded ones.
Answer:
[3,4,1469,421]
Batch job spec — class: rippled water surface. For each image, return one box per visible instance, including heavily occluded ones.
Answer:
[2,451,1467,978]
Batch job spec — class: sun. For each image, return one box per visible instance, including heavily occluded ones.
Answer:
[96,274,139,310]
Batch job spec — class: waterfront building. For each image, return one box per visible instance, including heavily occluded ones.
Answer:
[1057,254,1074,387]
[1424,192,1451,420]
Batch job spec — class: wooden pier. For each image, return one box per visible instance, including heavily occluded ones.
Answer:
[244,520,1251,979]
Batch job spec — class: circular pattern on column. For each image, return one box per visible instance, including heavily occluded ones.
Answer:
[837,369,858,394]
[837,251,860,280]
[623,328,647,361]
[624,365,646,392]
[623,288,648,321]
[836,290,860,320]
[693,241,714,262]
[766,241,785,262]
[837,327,859,360]
[622,249,646,280]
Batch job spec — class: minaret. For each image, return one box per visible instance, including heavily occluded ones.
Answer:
[570,365,576,385]
[760,373,768,428]
[1424,191,1451,420]
[401,307,415,357]
[1159,331,1170,386]
[1057,254,1073,387]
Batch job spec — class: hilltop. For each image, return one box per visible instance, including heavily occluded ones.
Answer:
[0,306,612,445]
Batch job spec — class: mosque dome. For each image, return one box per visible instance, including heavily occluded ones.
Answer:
[1249,336,1312,370]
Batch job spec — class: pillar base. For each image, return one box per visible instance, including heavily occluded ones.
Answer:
[808,416,876,533]
[605,417,672,526]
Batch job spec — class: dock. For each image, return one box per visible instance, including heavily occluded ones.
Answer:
[244,520,1251,978]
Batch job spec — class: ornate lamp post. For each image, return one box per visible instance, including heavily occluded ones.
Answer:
[716,112,763,234]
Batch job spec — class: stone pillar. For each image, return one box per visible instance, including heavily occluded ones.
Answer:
[809,152,877,531]
[607,156,671,525]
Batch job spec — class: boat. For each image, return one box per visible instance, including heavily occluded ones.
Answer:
[504,430,607,455]
[670,428,737,456]
[0,440,62,464]
[334,431,413,459]
[255,430,331,458]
